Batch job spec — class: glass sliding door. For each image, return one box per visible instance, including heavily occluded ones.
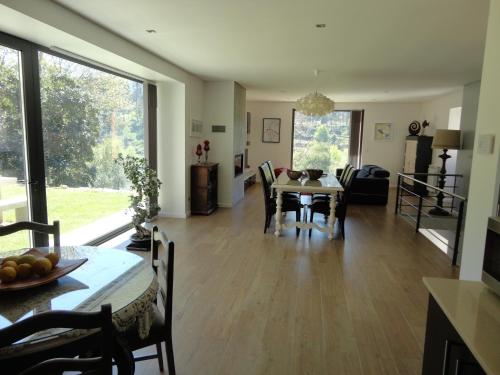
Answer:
[292,110,351,174]
[0,44,30,251]
[38,52,144,245]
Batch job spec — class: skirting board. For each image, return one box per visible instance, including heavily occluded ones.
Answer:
[158,210,189,219]
[218,202,232,208]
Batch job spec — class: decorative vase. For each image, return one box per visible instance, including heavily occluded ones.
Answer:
[203,140,210,163]
[195,144,203,163]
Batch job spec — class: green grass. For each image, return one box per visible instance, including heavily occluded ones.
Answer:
[0,184,129,253]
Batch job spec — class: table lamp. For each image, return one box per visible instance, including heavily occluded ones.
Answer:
[429,129,461,216]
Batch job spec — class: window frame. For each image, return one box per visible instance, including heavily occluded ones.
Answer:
[290,109,359,171]
[0,30,155,247]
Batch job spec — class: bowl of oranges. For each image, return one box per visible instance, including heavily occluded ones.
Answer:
[0,249,87,292]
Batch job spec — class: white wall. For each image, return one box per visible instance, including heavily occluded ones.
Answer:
[203,82,236,207]
[460,0,500,280]
[246,101,422,186]
[157,81,186,218]
[456,81,481,199]
[233,83,246,205]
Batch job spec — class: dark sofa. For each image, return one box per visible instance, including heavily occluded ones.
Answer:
[336,164,390,205]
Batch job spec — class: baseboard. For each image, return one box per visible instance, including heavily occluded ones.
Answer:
[218,202,232,208]
[158,210,188,219]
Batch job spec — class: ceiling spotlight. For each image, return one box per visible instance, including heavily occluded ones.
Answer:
[315,24,326,28]
[146,29,157,34]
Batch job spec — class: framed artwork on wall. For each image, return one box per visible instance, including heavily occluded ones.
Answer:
[190,119,203,137]
[374,123,393,141]
[262,118,281,143]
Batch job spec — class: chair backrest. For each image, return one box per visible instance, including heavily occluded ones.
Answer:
[258,163,274,197]
[151,226,175,333]
[339,164,354,187]
[0,221,60,247]
[0,304,113,375]
[265,160,277,182]
[258,163,274,217]
[338,169,359,207]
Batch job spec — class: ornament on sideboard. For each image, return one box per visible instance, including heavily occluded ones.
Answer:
[421,120,430,135]
[203,140,210,162]
[408,120,421,136]
[195,144,203,163]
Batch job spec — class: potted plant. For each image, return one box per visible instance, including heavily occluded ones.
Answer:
[115,154,162,243]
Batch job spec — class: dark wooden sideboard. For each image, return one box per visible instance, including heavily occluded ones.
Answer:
[191,163,218,215]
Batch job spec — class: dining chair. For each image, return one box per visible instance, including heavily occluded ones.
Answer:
[258,162,302,235]
[123,225,176,374]
[264,160,300,200]
[338,164,354,187]
[0,304,114,375]
[0,220,60,246]
[309,169,358,239]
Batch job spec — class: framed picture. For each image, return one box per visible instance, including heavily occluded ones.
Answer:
[262,118,281,143]
[374,123,393,141]
[190,119,203,137]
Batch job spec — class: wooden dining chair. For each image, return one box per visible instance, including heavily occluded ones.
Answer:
[258,162,302,235]
[0,304,114,375]
[309,169,358,239]
[123,225,176,374]
[0,220,60,246]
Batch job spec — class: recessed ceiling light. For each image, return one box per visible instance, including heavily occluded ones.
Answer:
[146,29,157,34]
[316,24,326,28]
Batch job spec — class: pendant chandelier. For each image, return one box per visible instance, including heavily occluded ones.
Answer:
[296,69,335,116]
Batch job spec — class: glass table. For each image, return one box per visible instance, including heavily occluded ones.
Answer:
[271,173,344,239]
[0,246,158,353]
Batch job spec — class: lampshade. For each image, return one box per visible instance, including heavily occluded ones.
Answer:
[296,92,335,116]
[432,129,461,150]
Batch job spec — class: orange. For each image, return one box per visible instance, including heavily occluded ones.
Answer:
[45,253,60,267]
[0,266,17,283]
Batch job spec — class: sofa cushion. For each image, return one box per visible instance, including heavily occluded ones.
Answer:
[362,164,378,174]
[371,167,390,178]
[356,169,370,178]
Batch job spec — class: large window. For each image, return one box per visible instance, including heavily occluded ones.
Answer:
[39,52,144,246]
[0,32,150,252]
[292,111,351,174]
[0,45,30,251]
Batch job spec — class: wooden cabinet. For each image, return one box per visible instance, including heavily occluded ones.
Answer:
[191,163,218,215]
[403,135,433,195]
[422,296,486,375]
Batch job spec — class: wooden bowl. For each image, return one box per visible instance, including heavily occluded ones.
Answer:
[306,169,323,180]
[287,170,303,180]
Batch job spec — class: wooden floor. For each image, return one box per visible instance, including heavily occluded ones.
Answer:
[134,185,458,375]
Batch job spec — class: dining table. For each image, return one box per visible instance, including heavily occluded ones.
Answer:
[271,172,344,239]
[0,245,158,370]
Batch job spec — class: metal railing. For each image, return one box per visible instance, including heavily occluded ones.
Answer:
[395,173,466,265]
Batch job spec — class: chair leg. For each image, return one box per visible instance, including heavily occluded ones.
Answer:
[165,336,176,375]
[264,213,271,233]
[309,210,314,238]
[296,209,300,236]
[156,342,164,372]
[340,218,345,239]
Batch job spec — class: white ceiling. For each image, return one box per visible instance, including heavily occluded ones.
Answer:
[54,0,490,102]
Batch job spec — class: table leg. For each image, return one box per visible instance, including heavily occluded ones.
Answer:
[274,189,282,237]
[328,195,336,240]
